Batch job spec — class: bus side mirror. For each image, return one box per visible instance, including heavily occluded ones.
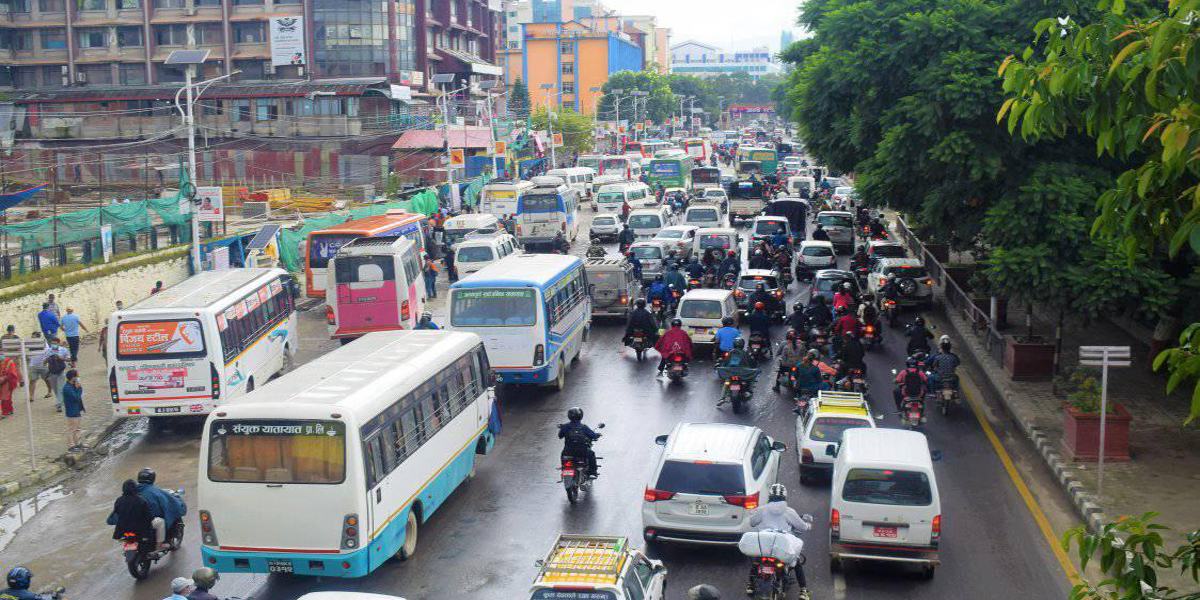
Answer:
[825,444,838,457]
[654,434,668,446]
[488,370,499,388]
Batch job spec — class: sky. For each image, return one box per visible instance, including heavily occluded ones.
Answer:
[599,0,805,53]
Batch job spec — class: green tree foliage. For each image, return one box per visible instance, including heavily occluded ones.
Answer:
[531,106,595,156]
[509,77,531,122]
[998,0,1200,422]
[599,71,675,124]
[1063,513,1199,600]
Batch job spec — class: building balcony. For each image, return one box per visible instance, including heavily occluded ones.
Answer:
[232,42,268,58]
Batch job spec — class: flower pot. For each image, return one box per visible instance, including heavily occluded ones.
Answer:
[1060,403,1132,462]
[1003,336,1055,381]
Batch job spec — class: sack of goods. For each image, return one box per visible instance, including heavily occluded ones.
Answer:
[738,530,802,564]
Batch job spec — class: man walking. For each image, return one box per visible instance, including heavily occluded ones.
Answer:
[46,294,61,319]
[422,254,440,299]
[37,302,60,340]
[60,307,88,365]
[62,369,85,450]
[35,337,70,412]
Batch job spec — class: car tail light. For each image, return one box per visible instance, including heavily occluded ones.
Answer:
[723,492,759,510]
[325,305,336,325]
[831,508,840,539]
[210,363,221,400]
[619,293,628,305]
[533,344,544,366]
[199,510,219,546]
[643,487,675,502]
[932,515,941,542]
[734,290,744,298]
[515,223,522,235]
[341,514,359,549]
[401,299,410,321]
[801,448,814,464]
[924,277,934,286]
[109,367,119,403]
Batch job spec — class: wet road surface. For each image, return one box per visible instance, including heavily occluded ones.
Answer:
[1,202,1078,600]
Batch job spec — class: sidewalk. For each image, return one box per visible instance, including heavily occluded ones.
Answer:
[0,331,119,498]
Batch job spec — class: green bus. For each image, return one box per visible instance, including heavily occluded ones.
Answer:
[736,147,778,176]
[647,156,695,189]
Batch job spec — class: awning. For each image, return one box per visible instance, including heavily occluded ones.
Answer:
[392,127,491,150]
[439,48,502,76]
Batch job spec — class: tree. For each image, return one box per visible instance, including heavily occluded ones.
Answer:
[509,77,531,122]
[1063,513,1199,600]
[598,70,675,124]
[998,0,1200,422]
[531,106,595,156]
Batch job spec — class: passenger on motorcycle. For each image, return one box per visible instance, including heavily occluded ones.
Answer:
[685,257,705,279]
[850,246,869,272]
[719,250,742,279]
[749,249,772,270]
[747,484,813,600]
[558,407,601,477]
[904,316,934,356]
[747,302,773,342]
[0,567,43,600]
[107,478,154,544]
[773,330,805,392]
[718,337,754,369]
[623,299,659,346]
[786,303,808,333]
[663,262,687,296]
[186,568,219,600]
[803,295,832,329]
[749,283,779,317]
[869,216,887,239]
[811,224,830,242]
[794,351,825,397]
[655,319,694,375]
[836,330,867,376]
[135,468,185,551]
[624,251,642,281]
[714,317,741,354]
[893,358,930,411]
[645,275,672,306]
[925,335,961,391]
[831,306,861,354]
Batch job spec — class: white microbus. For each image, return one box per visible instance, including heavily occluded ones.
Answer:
[198,330,498,578]
[107,268,299,419]
[449,253,590,391]
[480,180,535,218]
[515,176,581,247]
[546,167,596,201]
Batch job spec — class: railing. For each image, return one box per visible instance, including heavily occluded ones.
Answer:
[894,215,1007,367]
[1,224,182,281]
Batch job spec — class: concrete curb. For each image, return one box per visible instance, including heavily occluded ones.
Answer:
[0,415,125,503]
[936,304,1108,534]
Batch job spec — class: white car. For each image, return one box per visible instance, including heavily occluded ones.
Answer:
[642,422,786,545]
[866,257,935,309]
[653,225,698,260]
[796,391,876,483]
[702,188,729,203]
[590,214,622,242]
[796,240,836,281]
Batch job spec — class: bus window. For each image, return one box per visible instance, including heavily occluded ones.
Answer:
[335,255,393,283]
[451,289,537,326]
[207,419,346,484]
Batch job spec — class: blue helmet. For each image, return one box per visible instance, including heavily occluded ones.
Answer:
[6,566,32,589]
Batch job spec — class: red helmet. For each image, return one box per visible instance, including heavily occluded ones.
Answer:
[727,250,737,257]
[754,301,765,310]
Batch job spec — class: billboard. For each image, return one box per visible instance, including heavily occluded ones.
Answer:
[269,17,306,67]
[196,186,223,222]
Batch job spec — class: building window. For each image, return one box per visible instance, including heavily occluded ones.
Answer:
[116,26,143,47]
[195,0,221,5]
[254,98,277,121]
[40,29,67,50]
[40,65,64,87]
[233,21,264,43]
[119,63,145,85]
[8,0,28,12]
[561,81,574,95]
[117,0,139,8]
[561,61,573,75]
[233,0,263,5]
[12,67,37,88]
[273,0,298,4]
[79,0,105,9]
[154,24,186,46]
[38,0,64,12]
[230,99,250,121]
[195,22,223,45]
[232,59,264,79]
[448,0,456,22]
[560,41,572,55]
[10,31,33,51]
[77,28,107,49]
[153,0,185,7]
[202,99,223,115]
[79,63,113,84]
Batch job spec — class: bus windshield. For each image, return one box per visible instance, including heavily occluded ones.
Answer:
[334,256,394,284]
[602,159,628,173]
[650,161,680,176]
[520,194,561,213]
[451,288,537,326]
[597,191,625,204]
[207,419,347,484]
[309,233,360,269]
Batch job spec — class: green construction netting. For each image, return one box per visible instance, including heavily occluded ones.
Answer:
[0,200,189,253]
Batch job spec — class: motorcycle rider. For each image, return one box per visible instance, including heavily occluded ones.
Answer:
[926,335,961,392]
[746,302,773,350]
[811,224,830,242]
[186,568,220,600]
[645,274,671,309]
[135,467,185,551]
[718,337,753,369]
[655,319,694,376]
[414,312,439,330]
[832,282,856,317]
[663,262,687,298]
[770,228,790,252]
[623,299,659,347]
[905,316,934,357]
[773,329,804,391]
[794,350,826,398]
[803,295,832,330]
[831,305,861,355]
[553,231,570,254]
[748,249,772,270]
[107,478,154,545]
[719,250,741,281]
[748,283,778,317]
[558,407,601,477]
[836,329,867,377]
[714,316,741,355]
[617,225,635,253]
[870,214,888,239]
[747,484,813,600]
[0,567,44,600]
[786,303,808,334]
[850,245,869,272]
[685,256,705,280]
[893,357,930,411]
[624,251,642,281]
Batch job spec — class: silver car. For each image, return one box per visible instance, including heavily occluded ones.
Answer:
[590,214,622,242]
[629,241,670,282]
[816,210,855,254]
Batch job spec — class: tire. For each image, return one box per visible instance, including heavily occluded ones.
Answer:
[549,358,566,391]
[565,479,579,504]
[636,348,645,361]
[922,564,935,579]
[127,553,151,580]
[397,510,419,561]
[799,468,814,486]
[940,399,950,416]
[282,344,295,373]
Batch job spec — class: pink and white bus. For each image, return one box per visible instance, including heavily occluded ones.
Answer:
[325,236,427,342]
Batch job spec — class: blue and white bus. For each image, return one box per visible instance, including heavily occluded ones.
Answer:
[514,176,581,248]
[197,330,497,577]
[448,253,590,390]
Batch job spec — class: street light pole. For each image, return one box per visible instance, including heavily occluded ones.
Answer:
[432,74,467,210]
[538,84,558,168]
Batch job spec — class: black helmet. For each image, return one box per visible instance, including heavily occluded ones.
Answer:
[567,407,584,422]
[137,467,156,485]
[733,337,745,349]
[793,303,804,312]
[914,316,925,326]
[906,357,919,368]
[688,584,722,600]
[6,567,31,590]
[671,318,683,327]
[655,274,664,282]
[768,483,787,502]
[722,316,734,326]
[192,567,219,590]
[636,298,647,308]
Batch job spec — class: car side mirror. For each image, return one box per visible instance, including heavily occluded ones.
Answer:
[771,441,787,452]
[930,449,943,461]
[825,444,838,457]
[654,434,669,446]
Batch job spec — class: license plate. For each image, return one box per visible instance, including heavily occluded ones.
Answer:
[267,560,294,573]
[759,565,776,575]
[123,542,137,551]
[944,390,954,399]
[874,526,898,538]
[730,384,741,392]
[633,337,644,343]
[909,411,921,420]
[692,326,710,332]
[688,501,709,515]
[561,469,576,477]
[154,406,181,414]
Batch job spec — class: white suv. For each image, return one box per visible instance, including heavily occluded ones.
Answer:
[642,422,786,545]
[796,240,836,281]
[867,258,935,309]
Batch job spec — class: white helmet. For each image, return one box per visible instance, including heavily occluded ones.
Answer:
[768,483,787,502]
[939,334,951,345]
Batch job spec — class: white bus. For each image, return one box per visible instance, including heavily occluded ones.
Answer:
[515,176,581,247]
[107,268,299,420]
[449,253,590,391]
[546,167,596,202]
[197,330,498,578]
[480,180,535,218]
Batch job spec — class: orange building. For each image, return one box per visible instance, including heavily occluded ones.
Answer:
[513,20,643,115]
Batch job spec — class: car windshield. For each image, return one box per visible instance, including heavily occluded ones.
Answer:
[456,246,495,263]
[815,277,851,292]
[755,221,787,235]
[818,215,854,228]
[705,190,726,198]
[450,288,537,326]
[631,246,663,259]
[629,215,662,229]
[872,245,906,258]
[738,276,779,290]
[655,460,745,496]
[886,266,929,278]
[809,417,871,442]
[842,468,933,506]
[593,217,617,226]
[656,230,684,239]
[689,209,719,222]
[802,246,834,257]
[597,191,625,204]
[679,300,723,319]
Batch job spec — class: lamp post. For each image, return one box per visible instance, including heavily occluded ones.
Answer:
[539,83,558,167]
[432,73,469,210]
[717,96,725,128]
[630,90,648,139]
[677,95,691,135]
[480,80,501,178]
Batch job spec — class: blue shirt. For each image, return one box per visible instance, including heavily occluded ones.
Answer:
[38,309,59,335]
[62,382,84,417]
[714,326,741,352]
[61,313,82,337]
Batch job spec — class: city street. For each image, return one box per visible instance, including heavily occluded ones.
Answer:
[0,207,1080,600]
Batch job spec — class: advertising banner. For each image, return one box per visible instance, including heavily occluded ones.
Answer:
[552,133,563,146]
[269,17,306,67]
[196,186,223,222]
[450,148,465,166]
[492,141,507,156]
[100,224,113,262]
[117,320,204,356]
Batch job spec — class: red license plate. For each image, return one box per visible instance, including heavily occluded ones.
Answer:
[759,565,776,575]
[874,526,898,538]
[123,542,137,550]
[561,469,576,477]
[730,384,741,391]
[908,411,921,420]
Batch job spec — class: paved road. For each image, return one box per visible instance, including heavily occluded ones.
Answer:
[1,199,1078,600]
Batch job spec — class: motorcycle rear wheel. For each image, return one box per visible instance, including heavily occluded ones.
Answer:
[565,478,579,504]
[127,552,151,580]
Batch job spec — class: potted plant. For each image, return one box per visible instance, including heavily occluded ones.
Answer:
[1058,369,1131,462]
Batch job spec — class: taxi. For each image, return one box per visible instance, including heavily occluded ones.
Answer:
[795,391,876,483]
[528,534,666,600]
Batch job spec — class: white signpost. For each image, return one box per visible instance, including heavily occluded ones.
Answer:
[1078,345,1131,499]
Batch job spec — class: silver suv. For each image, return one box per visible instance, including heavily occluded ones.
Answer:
[867,258,935,308]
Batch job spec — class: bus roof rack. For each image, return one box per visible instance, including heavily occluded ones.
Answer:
[816,390,868,409]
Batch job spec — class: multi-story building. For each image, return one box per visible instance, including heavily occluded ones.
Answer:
[669,40,780,78]
[781,30,795,51]
[516,20,640,115]
[619,15,668,73]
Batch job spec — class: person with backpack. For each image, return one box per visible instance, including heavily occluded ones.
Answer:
[892,357,929,411]
[33,337,69,412]
[107,478,155,546]
[422,253,440,299]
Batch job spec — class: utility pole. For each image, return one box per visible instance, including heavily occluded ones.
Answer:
[431,74,463,210]
[539,84,557,168]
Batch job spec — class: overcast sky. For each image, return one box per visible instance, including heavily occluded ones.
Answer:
[600,0,805,53]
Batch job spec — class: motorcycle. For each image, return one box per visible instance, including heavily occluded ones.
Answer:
[749,334,771,362]
[651,298,669,328]
[848,367,869,395]
[722,273,738,290]
[901,396,926,430]
[122,489,186,579]
[628,330,652,361]
[882,299,899,327]
[861,323,882,350]
[560,423,604,504]
[585,244,607,258]
[748,556,792,600]
[717,367,758,414]
[936,374,960,415]
[665,354,690,381]
[687,277,702,291]
[702,270,718,288]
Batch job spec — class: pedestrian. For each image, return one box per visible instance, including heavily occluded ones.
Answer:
[35,337,69,412]
[46,294,61,319]
[164,577,195,600]
[151,281,164,295]
[60,307,88,364]
[115,300,124,311]
[62,369,84,450]
[422,253,440,299]
[1,324,17,341]
[37,302,60,339]
[443,244,457,283]
[0,351,21,418]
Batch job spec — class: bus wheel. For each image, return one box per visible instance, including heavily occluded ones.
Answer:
[549,358,566,391]
[398,511,419,561]
[245,378,255,393]
[282,345,294,372]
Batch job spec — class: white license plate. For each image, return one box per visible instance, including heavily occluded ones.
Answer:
[730,384,741,392]
[267,560,294,573]
[154,406,181,414]
[688,501,709,515]
[123,542,137,551]
[758,564,776,575]
[874,526,898,538]
[561,469,576,477]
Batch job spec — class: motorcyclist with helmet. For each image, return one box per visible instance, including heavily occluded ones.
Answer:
[832,282,856,318]
[905,316,934,356]
[718,337,754,369]
[786,303,808,334]
[811,224,829,242]
[850,245,869,272]
[663,262,687,299]
[803,295,832,329]
[714,316,741,354]
[748,249,772,270]
[773,330,804,392]
[186,568,220,600]
[414,312,439,330]
[134,467,185,551]
[870,213,888,239]
[747,484,813,600]
[794,350,826,398]
[645,274,671,307]
[831,305,862,355]
[655,319,694,376]
[688,584,722,600]
[553,231,570,254]
[558,408,601,478]
[746,302,773,343]
[893,356,930,411]
[748,283,779,317]
[0,567,53,600]
[623,299,659,347]
[685,256,705,279]
[624,251,642,281]
[719,250,741,280]
[925,335,961,392]
[836,329,867,377]
[769,229,790,253]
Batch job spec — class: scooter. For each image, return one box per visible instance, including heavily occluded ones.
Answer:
[122,489,186,579]
[748,334,772,362]
[559,423,604,504]
[665,354,690,382]
[687,277,702,291]
[861,323,882,350]
[717,367,759,414]
[651,298,669,328]
[901,396,926,430]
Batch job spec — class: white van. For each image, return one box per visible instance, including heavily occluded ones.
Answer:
[683,204,726,229]
[676,289,737,345]
[441,213,501,248]
[454,232,518,278]
[829,428,941,578]
[547,167,596,201]
[596,182,649,215]
[627,206,672,240]
[591,173,625,198]
[787,176,816,198]
[480,180,534,218]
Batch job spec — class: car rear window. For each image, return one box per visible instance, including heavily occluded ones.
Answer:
[842,468,933,506]
[810,417,871,442]
[593,216,617,226]
[802,246,833,257]
[689,209,719,221]
[655,460,745,495]
[818,215,854,228]
[738,276,779,290]
[656,230,684,239]
[631,246,662,259]
[679,300,723,319]
[815,277,851,292]
[885,266,928,278]
[872,245,906,258]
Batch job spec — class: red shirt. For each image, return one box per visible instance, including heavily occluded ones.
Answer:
[655,328,694,361]
[833,315,862,337]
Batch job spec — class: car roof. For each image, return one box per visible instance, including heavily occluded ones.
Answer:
[800,240,834,248]
[740,269,778,278]
[298,594,407,600]
[814,269,855,279]
[840,429,932,470]
[658,225,698,233]
[879,258,924,268]
[696,227,737,235]
[753,215,787,221]
[665,422,759,463]
[681,289,733,301]
[868,240,902,248]
[631,240,667,248]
